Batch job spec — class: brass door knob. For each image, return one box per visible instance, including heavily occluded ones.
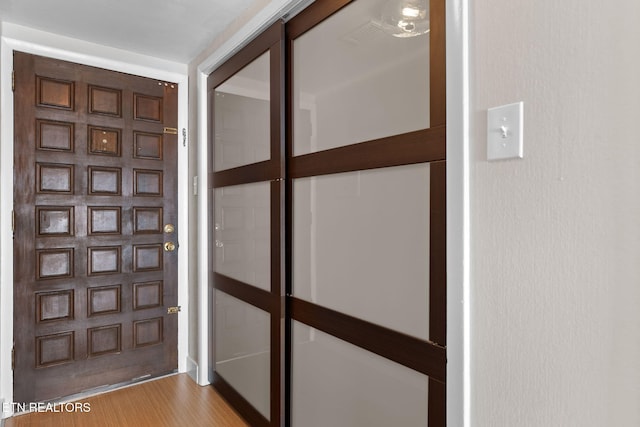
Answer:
[164,241,176,252]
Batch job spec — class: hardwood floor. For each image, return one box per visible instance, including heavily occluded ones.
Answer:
[4,374,248,427]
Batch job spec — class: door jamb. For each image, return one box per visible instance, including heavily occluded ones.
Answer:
[446,0,471,425]
[0,25,190,417]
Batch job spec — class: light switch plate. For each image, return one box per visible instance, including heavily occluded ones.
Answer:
[487,101,524,160]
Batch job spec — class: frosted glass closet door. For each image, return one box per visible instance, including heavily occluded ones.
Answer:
[214,52,271,171]
[215,290,271,419]
[292,0,430,156]
[215,182,271,291]
[212,44,275,422]
[290,0,435,424]
[292,322,429,427]
[293,164,431,340]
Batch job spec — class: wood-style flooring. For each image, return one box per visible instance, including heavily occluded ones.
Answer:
[4,374,248,427]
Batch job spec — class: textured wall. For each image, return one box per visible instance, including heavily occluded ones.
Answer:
[471,0,640,425]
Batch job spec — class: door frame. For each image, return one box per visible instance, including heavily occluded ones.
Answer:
[195,0,471,425]
[0,23,190,416]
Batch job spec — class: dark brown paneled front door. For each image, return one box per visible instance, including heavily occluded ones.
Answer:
[13,52,179,403]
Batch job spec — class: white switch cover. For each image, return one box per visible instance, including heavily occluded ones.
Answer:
[487,101,523,160]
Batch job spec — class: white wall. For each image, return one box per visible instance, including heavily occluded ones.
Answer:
[471,0,640,425]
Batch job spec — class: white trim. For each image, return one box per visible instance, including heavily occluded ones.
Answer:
[196,70,210,385]
[0,36,15,420]
[175,72,190,379]
[0,25,189,417]
[186,356,199,383]
[446,0,471,425]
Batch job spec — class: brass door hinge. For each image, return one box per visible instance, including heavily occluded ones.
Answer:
[167,306,181,315]
[12,346,15,370]
[163,127,178,135]
[12,210,15,233]
[12,70,15,92]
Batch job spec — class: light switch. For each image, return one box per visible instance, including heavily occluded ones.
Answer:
[487,102,523,160]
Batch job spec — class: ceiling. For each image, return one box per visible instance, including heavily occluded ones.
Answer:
[0,0,258,63]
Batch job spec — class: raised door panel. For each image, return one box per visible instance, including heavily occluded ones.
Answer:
[134,94,163,122]
[36,290,74,323]
[37,77,74,110]
[37,120,74,151]
[88,166,122,195]
[88,207,121,235]
[37,163,74,193]
[36,332,75,368]
[37,206,74,236]
[134,132,163,160]
[88,126,121,156]
[88,285,122,317]
[88,85,122,116]
[87,324,122,357]
[133,281,163,310]
[36,249,74,280]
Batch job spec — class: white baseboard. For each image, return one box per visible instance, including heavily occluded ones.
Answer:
[0,397,6,421]
[186,356,198,383]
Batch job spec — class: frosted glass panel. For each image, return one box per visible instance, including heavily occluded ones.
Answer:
[215,51,270,171]
[215,290,270,420]
[291,321,428,426]
[215,182,270,291]
[293,163,430,340]
[293,0,430,155]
